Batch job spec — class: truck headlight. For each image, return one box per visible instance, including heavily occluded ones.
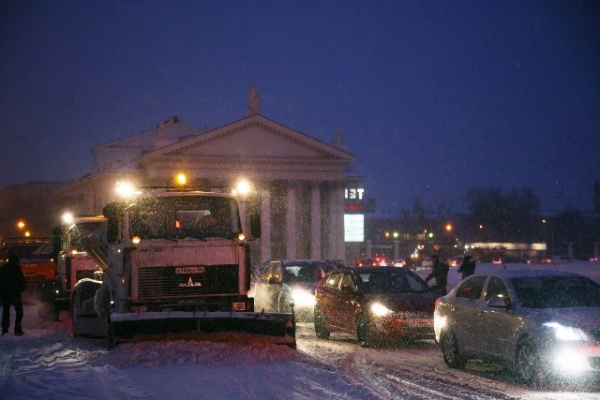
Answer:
[543,322,588,341]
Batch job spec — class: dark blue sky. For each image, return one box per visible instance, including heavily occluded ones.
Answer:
[1,1,599,215]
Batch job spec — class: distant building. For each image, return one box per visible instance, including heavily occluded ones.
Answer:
[0,85,361,265]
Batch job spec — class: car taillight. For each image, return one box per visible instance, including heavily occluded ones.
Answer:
[434,297,441,311]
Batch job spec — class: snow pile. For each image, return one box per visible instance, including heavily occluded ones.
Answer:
[106,339,297,368]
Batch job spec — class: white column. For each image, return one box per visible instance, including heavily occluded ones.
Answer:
[310,181,321,259]
[286,182,297,259]
[260,189,271,263]
[335,181,345,261]
[328,184,337,259]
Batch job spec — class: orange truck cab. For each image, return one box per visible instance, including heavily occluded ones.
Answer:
[1,237,56,283]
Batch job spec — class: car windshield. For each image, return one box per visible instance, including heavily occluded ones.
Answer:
[512,276,600,308]
[283,264,323,283]
[358,270,430,294]
[68,221,106,251]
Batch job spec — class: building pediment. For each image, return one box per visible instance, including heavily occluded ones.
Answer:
[137,114,355,164]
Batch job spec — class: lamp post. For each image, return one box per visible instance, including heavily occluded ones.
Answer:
[542,219,554,258]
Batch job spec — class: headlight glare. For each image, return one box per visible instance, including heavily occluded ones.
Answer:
[543,322,588,341]
[371,302,392,317]
[291,288,315,307]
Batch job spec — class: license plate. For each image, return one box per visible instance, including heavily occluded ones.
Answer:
[406,318,433,327]
[175,267,205,274]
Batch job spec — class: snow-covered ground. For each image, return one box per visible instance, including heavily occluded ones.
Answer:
[1,261,599,399]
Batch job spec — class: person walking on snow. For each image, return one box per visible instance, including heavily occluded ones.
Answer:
[458,254,476,280]
[0,248,26,336]
[424,255,449,295]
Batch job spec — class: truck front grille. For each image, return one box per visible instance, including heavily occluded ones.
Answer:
[138,264,239,299]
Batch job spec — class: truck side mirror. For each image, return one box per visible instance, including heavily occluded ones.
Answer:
[103,203,120,244]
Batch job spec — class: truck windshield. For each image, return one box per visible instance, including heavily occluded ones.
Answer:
[129,196,240,240]
[68,221,106,251]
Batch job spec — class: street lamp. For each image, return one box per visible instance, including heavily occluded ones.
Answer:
[542,219,554,257]
[176,173,187,187]
[234,179,251,196]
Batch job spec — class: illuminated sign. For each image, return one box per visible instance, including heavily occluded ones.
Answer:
[345,188,364,200]
[344,204,365,211]
[344,214,364,242]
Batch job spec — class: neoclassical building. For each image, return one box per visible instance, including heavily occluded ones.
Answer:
[54,87,360,264]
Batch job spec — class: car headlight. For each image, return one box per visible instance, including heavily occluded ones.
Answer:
[291,288,315,307]
[543,322,588,341]
[371,302,392,317]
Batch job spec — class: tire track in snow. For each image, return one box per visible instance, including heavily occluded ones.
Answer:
[0,332,157,400]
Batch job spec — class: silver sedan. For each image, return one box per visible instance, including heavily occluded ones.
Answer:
[434,269,600,386]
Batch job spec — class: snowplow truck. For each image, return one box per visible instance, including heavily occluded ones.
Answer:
[1,237,56,284]
[38,216,107,320]
[71,188,296,348]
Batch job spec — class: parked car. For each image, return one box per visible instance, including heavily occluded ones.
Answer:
[314,267,440,346]
[357,257,388,267]
[434,269,600,386]
[253,259,334,321]
[392,258,408,267]
[421,257,434,268]
[247,264,265,298]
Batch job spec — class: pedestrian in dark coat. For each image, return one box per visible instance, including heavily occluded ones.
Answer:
[458,255,476,280]
[0,248,26,336]
[424,255,450,295]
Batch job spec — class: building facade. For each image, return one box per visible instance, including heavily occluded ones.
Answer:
[50,89,358,265]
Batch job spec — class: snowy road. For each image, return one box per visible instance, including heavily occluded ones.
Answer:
[1,313,599,400]
[1,261,600,399]
[296,322,600,399]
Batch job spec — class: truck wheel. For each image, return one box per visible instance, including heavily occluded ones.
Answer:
[107,324,118,349]
[37,301,56,320]
[36,281,56,320]
[71,292,82,337]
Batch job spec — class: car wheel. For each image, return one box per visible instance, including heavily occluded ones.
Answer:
[356,314,371,347]
[313,306,330,339]
[515,338,544,386]
[441,328,466,369]
[279,297,291,314]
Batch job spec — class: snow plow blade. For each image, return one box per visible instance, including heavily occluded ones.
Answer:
[109,311,296,348]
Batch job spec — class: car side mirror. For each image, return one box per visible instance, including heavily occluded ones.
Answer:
[268,276,281,285]
[487,295,510,308]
